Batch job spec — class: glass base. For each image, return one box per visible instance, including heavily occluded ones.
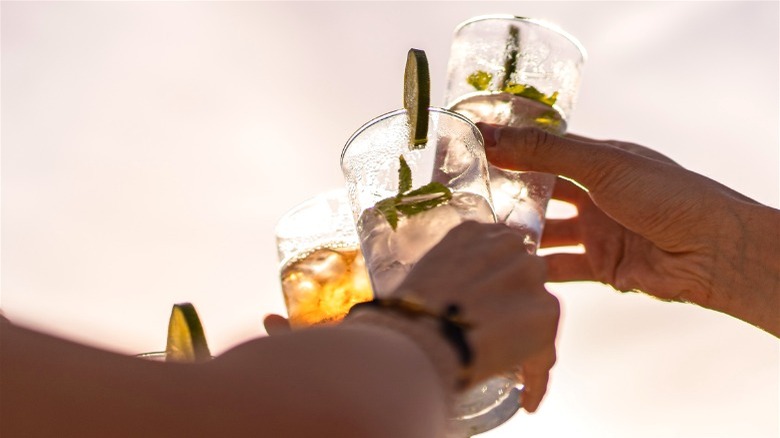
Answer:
[446,376,523,437]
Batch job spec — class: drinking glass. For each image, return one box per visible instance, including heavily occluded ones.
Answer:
[341,108,494,298]
[342,107,518,436]
[444,15,586,253]
[275,189,373,328]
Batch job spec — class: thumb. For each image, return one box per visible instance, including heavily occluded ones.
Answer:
[477,123,647,194]
[477,123,707,245]
[263,314,292,336]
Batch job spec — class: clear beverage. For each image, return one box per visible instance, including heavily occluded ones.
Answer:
[357,192,494,297]
[342,107,502,437]
[357,191,517,436]
[449,92,567,253]
[440,15,585,434]
[280,245,373,328]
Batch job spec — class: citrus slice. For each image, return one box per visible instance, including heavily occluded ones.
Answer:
[404,48,430,148]
[165,302,211,363]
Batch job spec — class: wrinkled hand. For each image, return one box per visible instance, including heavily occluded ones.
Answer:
[394,221,560,412]
[478,123,779,335]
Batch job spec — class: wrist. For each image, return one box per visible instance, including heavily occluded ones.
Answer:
[710,200,779,336]
[343,306,465,401]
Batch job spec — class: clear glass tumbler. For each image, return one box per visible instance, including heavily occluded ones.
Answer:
[341,108,494,298]
[444,15,586,253]
[342,107,521,437]
[275,189,374,328]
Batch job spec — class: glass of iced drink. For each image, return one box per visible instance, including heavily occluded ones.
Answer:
[342,107,524,436]
[444,15,586,253]
[275,189,373,328]
[341,108,494,298]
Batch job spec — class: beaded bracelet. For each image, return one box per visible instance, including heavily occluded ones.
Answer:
[347,297,474,388]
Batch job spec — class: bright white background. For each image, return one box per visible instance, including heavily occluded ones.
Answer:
[2,2,778,437]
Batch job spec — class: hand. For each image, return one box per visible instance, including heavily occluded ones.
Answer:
[393,221,560,412]
[478,123,779,336]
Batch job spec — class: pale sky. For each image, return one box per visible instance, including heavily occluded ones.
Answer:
[2,2,778,437]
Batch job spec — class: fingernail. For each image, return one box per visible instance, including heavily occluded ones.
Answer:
[476,122,501,148]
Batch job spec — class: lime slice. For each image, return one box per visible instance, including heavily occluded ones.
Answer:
[404,48,430,148]
[165,302,211,363]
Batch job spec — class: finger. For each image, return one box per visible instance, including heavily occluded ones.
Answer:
[463,252,547,303]
[540,218,581,248]
[520,364,551,413]
[543,253,595,282]
[564,132,610,144]
[551,176,588,204]
[566,132,678,164]
[467,222,538,259]
[477,123,653,194]
[263,314,292,336]
[437,222,526,261]
[446,221,514,245]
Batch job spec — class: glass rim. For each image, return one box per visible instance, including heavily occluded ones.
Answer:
[136,351,167,359]
[453,14,588,62]
[340,106,481,166]
[136,351,215,361]
[445,90,570,121]
[274,187,347,235]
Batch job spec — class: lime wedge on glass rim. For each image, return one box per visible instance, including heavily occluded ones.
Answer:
[165,302,211,363]
[404,48,431,148]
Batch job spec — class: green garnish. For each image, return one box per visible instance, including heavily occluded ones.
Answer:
[398,153,412,193]
[376,197,400,230]
[534,109,563,129]
[501,25,520,90]
[465,25,558,108]
[466,71,493,91]
[466,71,559,107]
[404,49,431,149]
[376,156,453,230]
[395,183,452,217]
[503,83,559,106]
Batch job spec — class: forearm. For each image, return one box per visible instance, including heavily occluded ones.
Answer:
[212,323,449,438]
[1,322,195,437]
[710,200,780,336]
[1,320,449,438]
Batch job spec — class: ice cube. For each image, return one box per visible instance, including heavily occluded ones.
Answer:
[357,209,392,264]
[505,202,543,254]
[298,249,348,284]
[505,201,543,231]
[389,202,463,265]
[348,253,373,297]
[451,192,497,223]
[370,261,411,298]
[282,271,320,310]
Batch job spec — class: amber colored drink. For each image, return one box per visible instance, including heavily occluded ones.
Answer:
[280,246,373,328]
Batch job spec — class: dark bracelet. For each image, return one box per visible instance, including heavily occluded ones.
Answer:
[347,298,474,385]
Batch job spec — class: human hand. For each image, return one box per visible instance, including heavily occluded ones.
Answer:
[478,123,779,336]
[393,221,560,412]
[265,222,559,411]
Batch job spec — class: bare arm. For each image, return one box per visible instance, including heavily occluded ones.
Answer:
[1,318,446,438]
[2,222,560,437]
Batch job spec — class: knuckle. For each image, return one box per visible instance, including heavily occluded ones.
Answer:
[579,149,633,192]
[510,253,547,282]
[494,126,557,170]
[516,127,555,159]
[446,220,479,241]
